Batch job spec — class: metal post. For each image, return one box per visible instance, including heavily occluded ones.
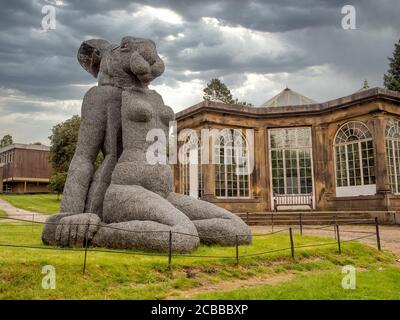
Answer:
[299,213,303,235]
[289,227,295,258]
[168,230,172,267]
[375,217,381,251]
[83,223,90,275]
[235,235,239,266]
[336,224,341,255]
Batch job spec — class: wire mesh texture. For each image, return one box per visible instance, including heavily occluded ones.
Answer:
[0,214,382,273]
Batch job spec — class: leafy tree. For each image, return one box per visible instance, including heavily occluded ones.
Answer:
[203,78,252,106]
[203,78,234,104]
[384,39,400,92]
[49,172,67,200]
[49,115,81,173]
[48,115,103,195]
[0,134,13,148]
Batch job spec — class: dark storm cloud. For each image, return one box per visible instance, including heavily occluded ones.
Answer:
[0,0,399,143]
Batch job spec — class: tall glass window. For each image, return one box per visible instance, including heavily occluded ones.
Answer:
[269,127,313,195]
[179,134,204,198]
[215,129,250,198]
[334,121,375,189]
[386,118,400,194]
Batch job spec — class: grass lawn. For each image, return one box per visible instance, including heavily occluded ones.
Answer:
[0,209,7,218]
[0,223,398,300]
[193,267,400,300]
[0,194,60,214]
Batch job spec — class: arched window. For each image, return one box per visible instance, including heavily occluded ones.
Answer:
[385,118,400,194]
[334,121,376,196]
[215,129,250,198]
[179,133,204,198]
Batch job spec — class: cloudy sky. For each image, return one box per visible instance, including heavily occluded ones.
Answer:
[0,0,399,144]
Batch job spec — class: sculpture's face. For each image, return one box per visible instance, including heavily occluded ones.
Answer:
[77,37,165,87]
[118,37,165,85]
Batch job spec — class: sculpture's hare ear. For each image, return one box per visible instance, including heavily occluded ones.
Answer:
[77,39,110,78]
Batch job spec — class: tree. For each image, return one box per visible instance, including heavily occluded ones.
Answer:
[384,39,400,92]
[48,115,103,195]
[49,172,67,200]
[203,78,252,106]
[0,134,13,148]
[203,78,234,104]
[49,115,81,173]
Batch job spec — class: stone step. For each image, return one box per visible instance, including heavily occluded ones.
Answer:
[236,211,398,225]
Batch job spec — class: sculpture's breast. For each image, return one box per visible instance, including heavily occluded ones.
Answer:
[122,91,153,123]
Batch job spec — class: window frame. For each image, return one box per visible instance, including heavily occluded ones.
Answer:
[214,128,251,199]
[268,126,315,208]
[385,118,400,194]
[333,121,376,197]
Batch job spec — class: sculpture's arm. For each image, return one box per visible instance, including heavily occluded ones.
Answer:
[60,86,108,214]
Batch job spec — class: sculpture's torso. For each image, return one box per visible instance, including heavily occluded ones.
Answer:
[110,88,175,198]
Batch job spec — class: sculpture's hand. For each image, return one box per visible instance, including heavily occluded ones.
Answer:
[55,213,101,247]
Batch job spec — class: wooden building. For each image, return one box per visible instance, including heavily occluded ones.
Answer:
[0,144,51,193]
[174,86,400,221]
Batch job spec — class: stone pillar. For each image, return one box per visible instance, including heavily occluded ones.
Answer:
[312,123,335,210]
[202,127,216,200]
[372,114,391,194]
[313,125,327,206]
[254,127,268,210]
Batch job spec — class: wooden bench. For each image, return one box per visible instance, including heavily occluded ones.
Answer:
[274,193,313,212]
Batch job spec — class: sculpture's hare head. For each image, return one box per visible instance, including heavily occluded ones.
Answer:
[77,36,165,87]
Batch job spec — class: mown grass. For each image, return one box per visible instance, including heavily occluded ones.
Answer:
[0,194,60,214]
[0,223,397,300]
[0,210,7,218]
[193,267,400,300]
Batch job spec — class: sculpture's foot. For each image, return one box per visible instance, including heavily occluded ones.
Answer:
[92,220,199,253]
[42,212,77,246]
[96,184,200,252]
[167,193,252,246]
[42,212,101,247]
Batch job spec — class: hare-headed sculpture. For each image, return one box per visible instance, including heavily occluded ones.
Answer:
[42,37,252,252]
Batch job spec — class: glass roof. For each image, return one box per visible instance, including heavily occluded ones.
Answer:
[260,87,317,107]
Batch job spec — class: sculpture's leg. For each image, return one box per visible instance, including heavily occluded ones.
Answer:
[84,89,122,218]
[92,185,200,252]
[167,192,252,245]
[60,86,119,213]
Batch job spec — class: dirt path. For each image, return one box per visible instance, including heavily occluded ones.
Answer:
[252,224,400,258]
[166,272,294,300]
[0,198,48,223]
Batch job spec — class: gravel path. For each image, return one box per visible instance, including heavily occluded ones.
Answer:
[252,224,400,258]
[0,198,48,223]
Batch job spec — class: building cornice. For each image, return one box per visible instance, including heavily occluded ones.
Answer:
[0,143,50,154]
[175,87,400,121]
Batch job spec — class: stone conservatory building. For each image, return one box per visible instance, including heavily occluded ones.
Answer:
[173,85,400,218]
